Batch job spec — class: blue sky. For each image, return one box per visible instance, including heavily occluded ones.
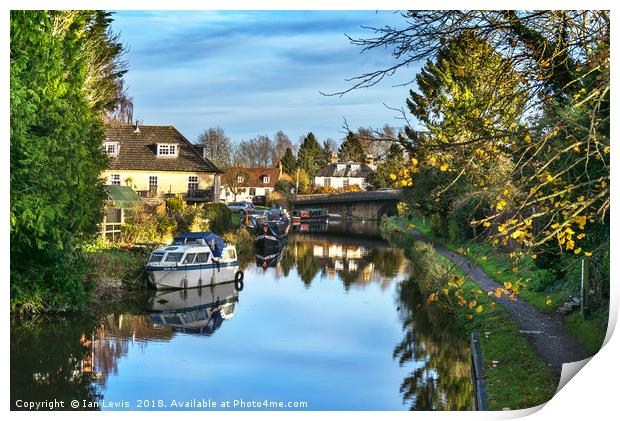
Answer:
[111,10,419,145]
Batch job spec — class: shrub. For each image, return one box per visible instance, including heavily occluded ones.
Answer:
[166,195,186,212]
[430,213,448,238]
[203,203,232,234]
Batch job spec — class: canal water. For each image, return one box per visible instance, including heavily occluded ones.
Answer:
[11,220,474,411]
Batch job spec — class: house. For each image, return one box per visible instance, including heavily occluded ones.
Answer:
[220,162,292,203]
[101,123,222,202]
[313,159,375,190]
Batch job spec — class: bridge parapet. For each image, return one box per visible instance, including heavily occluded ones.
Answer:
[291,189,402,205]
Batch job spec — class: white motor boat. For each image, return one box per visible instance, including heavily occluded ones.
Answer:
[145,232,243,290]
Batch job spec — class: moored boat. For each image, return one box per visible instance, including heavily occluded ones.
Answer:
[291,208,329,224]
[145,232,243,290]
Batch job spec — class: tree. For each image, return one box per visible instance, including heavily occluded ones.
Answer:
[344,11,609,254]
[273,130,293,163]
[367,141,406,189]
[322,138,338,163]
[197,127,232,168]
[222,167,250,201]
[11,11,128,312]
[338,132,366,162]
[234,135,274,167]
[296,132,325,178]
[281,147,297,174]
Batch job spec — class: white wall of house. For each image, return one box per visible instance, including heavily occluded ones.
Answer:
[219,186,272,203]
[314,176,366,189]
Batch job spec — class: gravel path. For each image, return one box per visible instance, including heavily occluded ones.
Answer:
[409,230,590,372]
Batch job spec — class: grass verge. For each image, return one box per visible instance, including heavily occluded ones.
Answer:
[382,218,558,410]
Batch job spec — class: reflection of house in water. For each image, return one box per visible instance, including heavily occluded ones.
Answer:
[284,234,406,289]
[81,314,173,387]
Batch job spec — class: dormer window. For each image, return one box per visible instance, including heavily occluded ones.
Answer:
[350,164,360,171]
[103,141,120,157]
[157,143,178,157]
[262,175,270,184]
[336,164,345,171]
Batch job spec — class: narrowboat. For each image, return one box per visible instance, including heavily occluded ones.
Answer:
[145,232,243,290]
[291,208,329,224]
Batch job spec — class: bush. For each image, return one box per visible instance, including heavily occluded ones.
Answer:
[203,203,231,234]
[430,213,448,238]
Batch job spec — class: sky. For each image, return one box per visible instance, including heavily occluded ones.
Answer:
[110,10,419,146]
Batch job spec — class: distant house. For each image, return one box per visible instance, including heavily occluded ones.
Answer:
[101,123,222,202]
[220,162,292,203]
[314,160,375,190]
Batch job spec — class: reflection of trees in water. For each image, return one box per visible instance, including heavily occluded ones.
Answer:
[10,317,102,410]
[280,236,405,289]
[11,312,175,410]
[394,280,474,410]
[89,314,173,387]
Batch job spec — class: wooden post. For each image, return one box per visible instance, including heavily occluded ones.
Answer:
[581,256,591,319]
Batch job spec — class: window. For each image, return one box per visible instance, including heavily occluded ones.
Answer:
[188,175,199,191]
[103,142,119,157]
[264,188,269,194]
[148,253,164,263]
[148,176,158,194]
[350,164,360,172]
[343,178,349,187]
[164,252,184,263]
[157,143,178,157]
[249,187,256,196]
[183,253,196,264]
[195,252,210,264]
[223,248,237,260]
[237,175,245,183]
[324,177,331,187]
[109,174,121,186]
[262,175,270,184]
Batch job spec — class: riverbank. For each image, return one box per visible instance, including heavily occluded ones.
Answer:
[380,217,561,410]
[400,215,607,355]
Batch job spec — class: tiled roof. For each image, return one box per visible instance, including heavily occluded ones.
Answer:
[105,124,222,173]
[315,162,375,178]
[237,167,290,188]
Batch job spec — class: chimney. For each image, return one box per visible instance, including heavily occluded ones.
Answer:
[276,160,283,178]
[331,152,338,164]
[365,154,374,166]
[133,121,140,133]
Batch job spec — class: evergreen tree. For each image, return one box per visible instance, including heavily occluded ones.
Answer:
[338,132,366,162]
[10,11,127,312]
[296,132,324,178]
[281,147,297,174]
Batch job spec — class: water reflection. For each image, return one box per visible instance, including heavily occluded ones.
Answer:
[11,219,474,410]
[394,278,474,410]
[147,283,239,336]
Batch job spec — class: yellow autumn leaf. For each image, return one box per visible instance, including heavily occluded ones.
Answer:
[476,305,483,313]
[389,173,397,180]
[574,247,582,255]
[531,254,537,259]
[503,282,512,290]
[440,163,448,171]
[467,314,473,320]
[545,296,553,306]
[584,251,592,257]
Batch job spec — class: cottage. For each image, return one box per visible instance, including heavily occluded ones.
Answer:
[101,123,222,202]
[313,161,375,190]
[220,162,292,203]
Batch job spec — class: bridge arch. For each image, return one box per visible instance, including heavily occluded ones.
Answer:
[377,201,399,220]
